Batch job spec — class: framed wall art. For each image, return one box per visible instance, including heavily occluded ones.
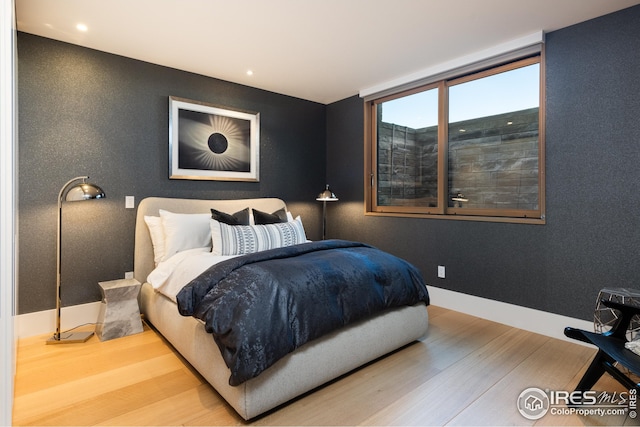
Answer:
[169,96,260,181]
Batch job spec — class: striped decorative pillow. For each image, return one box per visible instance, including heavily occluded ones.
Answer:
[211,216,307,256]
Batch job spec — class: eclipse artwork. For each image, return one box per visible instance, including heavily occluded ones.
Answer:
[169,96,260,181]
[208,133,229,154]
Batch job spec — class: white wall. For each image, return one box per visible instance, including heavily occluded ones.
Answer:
[0,0,17,424]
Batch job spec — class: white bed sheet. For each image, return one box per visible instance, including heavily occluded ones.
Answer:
[147,247,236,302]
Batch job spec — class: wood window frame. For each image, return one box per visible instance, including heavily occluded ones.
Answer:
[364,53,546,224]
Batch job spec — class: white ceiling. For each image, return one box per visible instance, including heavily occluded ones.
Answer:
[15,0,640,104]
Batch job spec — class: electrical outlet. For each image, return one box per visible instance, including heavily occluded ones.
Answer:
[437,265,445,279]
[125,271,134,279]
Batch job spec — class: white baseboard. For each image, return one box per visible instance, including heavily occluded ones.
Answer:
[427,286,593,343]
[16,289,594,343]
[16,301,101,339]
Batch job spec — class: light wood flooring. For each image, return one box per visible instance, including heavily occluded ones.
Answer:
[13,305,640,426]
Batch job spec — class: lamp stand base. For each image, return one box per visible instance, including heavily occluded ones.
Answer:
[46,331,94,344]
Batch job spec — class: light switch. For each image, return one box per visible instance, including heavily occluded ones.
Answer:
[125,196,135,209]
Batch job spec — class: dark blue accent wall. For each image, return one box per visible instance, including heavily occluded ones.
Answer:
[18,33,326,314]
[18,5,640,321]
[326,5,640,321]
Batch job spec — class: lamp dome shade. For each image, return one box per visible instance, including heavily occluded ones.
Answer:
[65,182,106,201]
[316,185,338,201]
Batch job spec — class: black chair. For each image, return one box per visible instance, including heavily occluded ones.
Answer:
[565,299,640,392]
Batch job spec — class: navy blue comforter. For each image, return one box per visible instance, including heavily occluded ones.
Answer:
[176,239,430,385]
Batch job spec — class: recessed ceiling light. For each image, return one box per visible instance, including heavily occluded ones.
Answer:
[246,70,254,76]
[76,23,88,32]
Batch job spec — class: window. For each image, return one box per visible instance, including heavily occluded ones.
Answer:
[365,55,545,223]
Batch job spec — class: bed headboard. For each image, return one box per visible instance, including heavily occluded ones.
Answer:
[134,197,287,284]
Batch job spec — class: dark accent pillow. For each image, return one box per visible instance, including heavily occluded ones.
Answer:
[253,208,288,224]
[211,208,251,225]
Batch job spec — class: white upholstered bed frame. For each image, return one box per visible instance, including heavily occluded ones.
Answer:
[134,197,429,420]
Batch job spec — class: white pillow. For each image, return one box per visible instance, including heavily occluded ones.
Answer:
[144,215,165,265]
[211,216,307,256]
[159,209,212,261]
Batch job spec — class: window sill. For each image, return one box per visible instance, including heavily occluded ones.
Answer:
[364,211,546,225]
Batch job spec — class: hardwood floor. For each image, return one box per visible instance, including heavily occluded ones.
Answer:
[13,306,640,426]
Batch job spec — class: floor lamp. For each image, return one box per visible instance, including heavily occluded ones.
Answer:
[316,184,338,240]
[47,176,105,344]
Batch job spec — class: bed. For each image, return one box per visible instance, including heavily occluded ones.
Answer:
[134,196,430,420]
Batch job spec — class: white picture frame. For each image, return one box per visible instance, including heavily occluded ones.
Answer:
[169,96,260,181]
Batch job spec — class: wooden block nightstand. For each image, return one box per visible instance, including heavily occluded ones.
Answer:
[96,278,143,341]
